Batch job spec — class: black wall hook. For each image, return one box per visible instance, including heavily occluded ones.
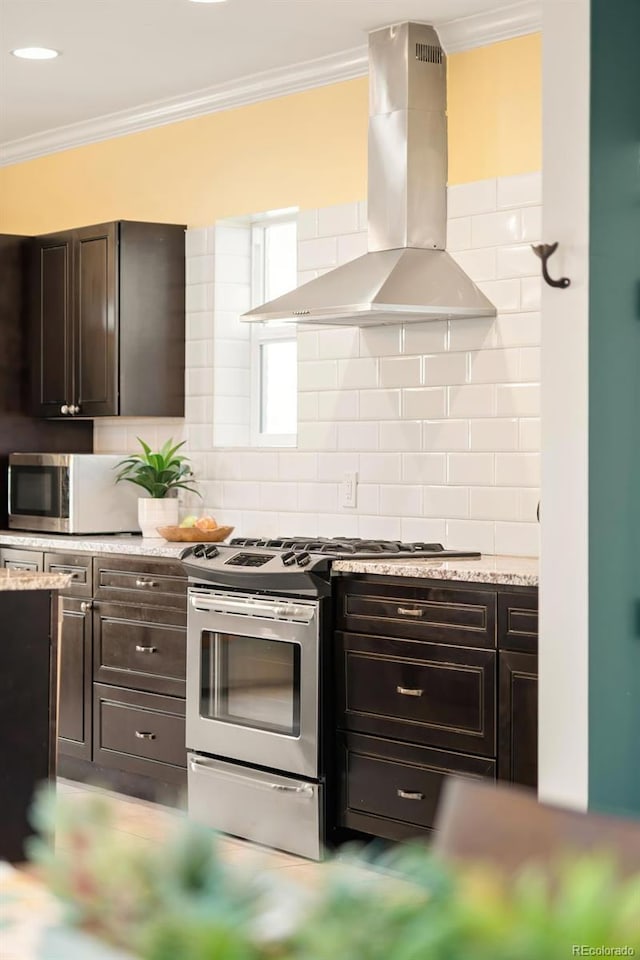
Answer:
[531,242,571,289]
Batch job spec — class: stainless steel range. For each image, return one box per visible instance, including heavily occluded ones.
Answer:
[182,537,480,860]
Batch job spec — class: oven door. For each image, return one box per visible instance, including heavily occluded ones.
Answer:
[187,589,320,780]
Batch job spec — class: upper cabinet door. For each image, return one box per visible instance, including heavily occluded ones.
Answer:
[74,223,118,417]
[31,234,74,418]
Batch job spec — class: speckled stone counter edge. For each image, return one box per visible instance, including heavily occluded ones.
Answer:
[0,571,72,591]
[0,532,185,560]
[332,556,539,588]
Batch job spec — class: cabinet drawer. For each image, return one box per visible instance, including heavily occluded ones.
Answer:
[0,547,44,572]
[45,552,92,598]
[498,592,538,654]
[94,602,186,696]
[336,580,496,649]
[337,631,496,756]
[94,556,186,609]
[94,684,186,781]
[339,732,495,841]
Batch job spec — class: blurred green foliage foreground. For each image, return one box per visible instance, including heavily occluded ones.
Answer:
[28,789,640,960]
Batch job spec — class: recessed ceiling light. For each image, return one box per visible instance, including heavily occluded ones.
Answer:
[11,47,60,60]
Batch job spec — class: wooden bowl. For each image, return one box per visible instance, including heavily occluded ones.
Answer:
[156,525,235,543]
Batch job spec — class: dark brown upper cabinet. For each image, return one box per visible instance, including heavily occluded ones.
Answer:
[31,221,186,419]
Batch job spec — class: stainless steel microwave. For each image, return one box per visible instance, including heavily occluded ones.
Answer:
[8,453,139,534]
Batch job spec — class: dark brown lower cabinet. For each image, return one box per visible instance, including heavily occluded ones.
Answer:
[93,683,186,786]
[498,651,538,788]
[57,597,93,761]
[338,732,495,842]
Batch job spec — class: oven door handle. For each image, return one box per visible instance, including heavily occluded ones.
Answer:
[189,758,315,798]
[189,594,315,624]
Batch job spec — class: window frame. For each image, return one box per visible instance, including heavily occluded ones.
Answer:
[249,214,298,449]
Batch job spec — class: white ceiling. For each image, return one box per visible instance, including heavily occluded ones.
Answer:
[0,0,537,151]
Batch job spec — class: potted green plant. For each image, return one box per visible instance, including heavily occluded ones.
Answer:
[115,438,200,538]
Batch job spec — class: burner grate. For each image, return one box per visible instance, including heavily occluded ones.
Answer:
[229,536,449,557]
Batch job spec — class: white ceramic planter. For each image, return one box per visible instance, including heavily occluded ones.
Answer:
[137,497,179,538]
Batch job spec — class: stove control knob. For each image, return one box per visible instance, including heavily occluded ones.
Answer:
[193,544,207,559]
[282,551,296,566]
[180,546,195,559]
[204,545,219,559]
[296,551,311,567]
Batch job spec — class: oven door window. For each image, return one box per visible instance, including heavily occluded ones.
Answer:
[200,632,301,737]
[10,466,67,518]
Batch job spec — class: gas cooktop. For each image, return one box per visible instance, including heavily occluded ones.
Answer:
[180,538,480,598]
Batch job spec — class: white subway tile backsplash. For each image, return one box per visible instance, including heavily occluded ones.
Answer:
[318,390,359,420]
[317,327,359,359]
[379,484,422,517]
[521,206,542,243]
[470,487,520,521]
[451,248,497,282]
[468,348,520,384]
[359,389,401,420]
[379,356,422,388]
[359,325,402,357]
[497,172,542,209]
[337,357,378,389]
[448,178,497,217]
[424,419,470,452]
[470,418,519,452]
[471,210,522,247]
[360,453,402,484]
[494,522,539,557]
[495,384,540,417]
[338,420,378,451]
[403,321,448,355]
[299,360,338,391]
[447,217,472,251]
[297,209,318,241]
[96,179,542,557]
[298,237,338,271]
[317,202,360,238]
[446,519,496,554]
[423,353,467,387]
[448,453,494,486]
[496,244,538,279]
[402,453,447,484]
[495,453,541,487]
[402,387,447,420]
[380,420,422,451]
[423,485,469,519]
[337,232,368,264]
[448,384,496,418]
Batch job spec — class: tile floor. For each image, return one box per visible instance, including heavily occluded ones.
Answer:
[56,777,339,889]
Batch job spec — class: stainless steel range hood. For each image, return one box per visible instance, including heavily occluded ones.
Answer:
[243,22,496,327]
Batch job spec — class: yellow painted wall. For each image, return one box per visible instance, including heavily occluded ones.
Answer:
[0,34,541,235]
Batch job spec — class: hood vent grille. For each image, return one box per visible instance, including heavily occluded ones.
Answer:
[242,22,496,328]
[415,42,442,64]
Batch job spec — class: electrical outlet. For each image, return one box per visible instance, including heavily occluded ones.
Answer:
[342,471,358,508]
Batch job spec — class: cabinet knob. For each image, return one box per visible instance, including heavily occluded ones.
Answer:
[69,404,81,415]
[80,601,93,613]
[60,404,70,415]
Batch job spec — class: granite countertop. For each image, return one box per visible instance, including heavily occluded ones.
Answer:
[0,569,72,591]
[0,532,186,560]
[333,554,538,588]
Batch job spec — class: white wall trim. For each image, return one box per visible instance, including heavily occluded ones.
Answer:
[0,2,541,168]
[538,0,590,811]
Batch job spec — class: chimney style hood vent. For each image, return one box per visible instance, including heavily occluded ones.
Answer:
[243,22,496,327]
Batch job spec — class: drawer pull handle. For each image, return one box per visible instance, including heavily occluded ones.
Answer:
[397,789,424,801]
[135,645,157,654]
[135,731,156,740]
[136,579,157,588]
[55,567,81,578]
[397,607,423,617]
[397,686,424,697]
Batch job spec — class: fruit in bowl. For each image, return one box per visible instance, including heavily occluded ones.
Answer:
[179,515,218,531]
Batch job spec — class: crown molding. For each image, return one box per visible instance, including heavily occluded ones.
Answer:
[0,2,541,168]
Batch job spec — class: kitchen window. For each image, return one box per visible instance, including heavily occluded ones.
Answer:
[250,216,298,447]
